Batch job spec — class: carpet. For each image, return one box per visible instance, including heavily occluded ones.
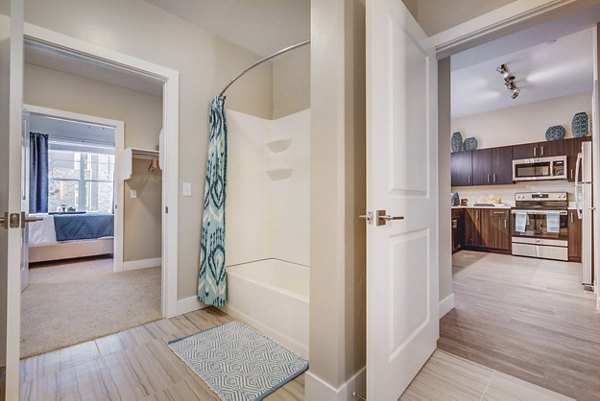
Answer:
[21,258,161,358]
[168,321,309,401]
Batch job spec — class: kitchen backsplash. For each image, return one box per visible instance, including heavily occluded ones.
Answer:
[451,180,576,207]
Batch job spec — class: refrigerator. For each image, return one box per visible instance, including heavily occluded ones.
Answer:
[575,140,593,287]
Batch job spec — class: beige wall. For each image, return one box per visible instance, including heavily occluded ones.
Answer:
[216,37,273,120]
[23,63,163,262]
[403,0,517,36]
[307,0,366,394]
[124,159,162,261]
[452,91,593,149]
[23,0,275,299]
[272,45,310,119]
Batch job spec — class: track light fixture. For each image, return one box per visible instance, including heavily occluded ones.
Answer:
[497,64,520,99]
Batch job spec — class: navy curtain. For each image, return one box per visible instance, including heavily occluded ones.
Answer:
[29,132,49,214]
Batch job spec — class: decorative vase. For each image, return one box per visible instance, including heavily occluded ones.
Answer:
[545,125,565,141]
[572,112,589,137]
[451,132,463,153]
[463,137,478,151]
[451,192,460,207]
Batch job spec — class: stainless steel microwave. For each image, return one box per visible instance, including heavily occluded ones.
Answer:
[512,156,567,182]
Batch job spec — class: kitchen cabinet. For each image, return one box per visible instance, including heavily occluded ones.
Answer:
[491,146,513,184]
[512,140,564,159]
[565,136,592,182]
[480,209,511,251]
[451,151,472,186]
[568,209,582,262]
[462,208,511,252]
[464,208,481,247]
[451,209,464,253]
[455,147,513,186]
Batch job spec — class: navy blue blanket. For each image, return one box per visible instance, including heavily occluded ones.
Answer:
[53,214,114,241]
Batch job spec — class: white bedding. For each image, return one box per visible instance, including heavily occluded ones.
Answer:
[28,214,57,245]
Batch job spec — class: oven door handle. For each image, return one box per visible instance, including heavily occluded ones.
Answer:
[510,210,568,215]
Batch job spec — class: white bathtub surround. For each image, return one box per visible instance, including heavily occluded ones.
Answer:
[222,259,309,357]
[225,109,310,267]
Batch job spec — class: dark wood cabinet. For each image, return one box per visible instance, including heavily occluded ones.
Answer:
[451,151,472,186]
[481,209,511,251]
[451,209,464,253]
[472,149,492,185]
[491,146,513,184]
[565,136,592,182]
[568,209,582,262]
[512,142,537,159]
[512,141,564,159]
[464,208,481,247]
[454,147,513,186]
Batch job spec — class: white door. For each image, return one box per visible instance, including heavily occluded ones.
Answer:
[366,0,439,399]
[0,0,24,399]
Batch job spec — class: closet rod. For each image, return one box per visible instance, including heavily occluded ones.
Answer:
[219,39,310,97]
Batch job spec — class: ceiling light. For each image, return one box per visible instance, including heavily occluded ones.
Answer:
[497,63,520,100]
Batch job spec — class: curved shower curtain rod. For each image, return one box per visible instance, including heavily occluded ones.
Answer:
[218,39,311,97]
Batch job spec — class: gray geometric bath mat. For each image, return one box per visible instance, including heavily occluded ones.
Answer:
[168,321,308,401]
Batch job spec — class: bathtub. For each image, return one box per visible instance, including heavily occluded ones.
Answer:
[222,258,309,357]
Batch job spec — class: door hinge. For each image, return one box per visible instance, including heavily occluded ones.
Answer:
[0,212,7,229]
[165,206,168,214]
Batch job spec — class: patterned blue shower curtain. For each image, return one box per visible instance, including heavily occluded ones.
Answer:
[198,96,228,306]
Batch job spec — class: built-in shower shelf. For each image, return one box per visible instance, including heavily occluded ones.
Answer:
[265,167,293,180]
[265,138,292,153]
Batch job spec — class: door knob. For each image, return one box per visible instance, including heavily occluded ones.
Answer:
[359,210,404,226]
[376,209,404,226]
[20,212,43,228]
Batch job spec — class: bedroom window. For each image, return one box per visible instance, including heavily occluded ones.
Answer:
[48,142,115,213]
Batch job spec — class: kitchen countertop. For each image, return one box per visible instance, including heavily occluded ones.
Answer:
[451,206,511,209]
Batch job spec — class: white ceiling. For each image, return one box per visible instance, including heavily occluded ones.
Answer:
[451,3,600,119]
[142,0,310,57]
[25,42,164,97]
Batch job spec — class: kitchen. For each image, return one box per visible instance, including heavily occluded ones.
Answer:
[438,21,600,400]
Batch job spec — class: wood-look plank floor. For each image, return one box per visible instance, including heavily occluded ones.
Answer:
[19,302,573,401]
[439,250,600,401]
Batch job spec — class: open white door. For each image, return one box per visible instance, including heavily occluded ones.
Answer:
[0,0,24,399]
[592,26,600,310]
[366,0,439,399]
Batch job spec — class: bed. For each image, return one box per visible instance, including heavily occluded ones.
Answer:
[28,213,114,263]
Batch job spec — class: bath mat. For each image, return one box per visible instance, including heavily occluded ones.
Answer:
[168,321,308,401]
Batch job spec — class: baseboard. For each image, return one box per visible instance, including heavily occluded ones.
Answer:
[177,296,209,315]
[122,257,161,271]
[439,293,455,318]
[305,367,366,401]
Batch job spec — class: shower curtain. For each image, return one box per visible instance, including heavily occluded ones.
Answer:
[29,132,49,214]
[198,96,228,306]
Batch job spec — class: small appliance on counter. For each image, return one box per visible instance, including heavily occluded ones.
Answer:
[511,192,568,261]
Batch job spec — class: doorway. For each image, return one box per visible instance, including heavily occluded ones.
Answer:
[437,7,600,401]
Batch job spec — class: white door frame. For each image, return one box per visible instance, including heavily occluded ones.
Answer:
[22,104,126,275]
[23,23,180,321]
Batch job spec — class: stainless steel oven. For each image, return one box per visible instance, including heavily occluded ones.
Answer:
[511,192,569,261]
[512,156,567,181]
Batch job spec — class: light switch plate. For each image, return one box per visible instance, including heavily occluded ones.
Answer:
[130,190,137,199]
[183,182,192,197]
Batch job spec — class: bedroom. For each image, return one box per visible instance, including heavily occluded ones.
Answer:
[19,42,165,359]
